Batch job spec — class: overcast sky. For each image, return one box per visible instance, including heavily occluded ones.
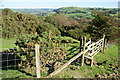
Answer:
[2,0,119,8]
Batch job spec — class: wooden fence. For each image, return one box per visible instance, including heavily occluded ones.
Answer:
[81,35,106,66]
[35,35,106,78]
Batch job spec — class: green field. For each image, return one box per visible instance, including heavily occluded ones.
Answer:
[1,38,17,50]
[1,42,118,78]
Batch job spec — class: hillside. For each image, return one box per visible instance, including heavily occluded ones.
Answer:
[12,8,55,16]
[54,7,118,18]
[1,7,119,78]
[11,7,118,19]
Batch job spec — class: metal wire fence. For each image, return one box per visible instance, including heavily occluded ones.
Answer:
[0,45,80,78]
[0,47,35,78]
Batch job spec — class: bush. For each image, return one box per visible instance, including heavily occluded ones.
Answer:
[15,32,67,72]
[61,37,79,43]
[36,23,61,36]
[68,29,86,40]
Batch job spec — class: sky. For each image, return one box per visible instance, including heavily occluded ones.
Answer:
[1,0,119,8]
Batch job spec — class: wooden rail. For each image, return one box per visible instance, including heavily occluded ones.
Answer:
[47,51,84,77]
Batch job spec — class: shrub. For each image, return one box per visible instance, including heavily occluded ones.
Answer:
[15,31,67,72]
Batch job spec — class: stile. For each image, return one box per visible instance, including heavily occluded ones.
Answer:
[83,35,106,66]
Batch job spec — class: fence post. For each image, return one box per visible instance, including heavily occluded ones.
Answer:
[81,36,86,66]
[102,35,105,53]
[90,59,94,67]
[105,39,107,49]
[80,37,83,52]
[35,44,41,78]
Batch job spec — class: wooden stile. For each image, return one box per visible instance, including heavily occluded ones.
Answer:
[84,35,106,66]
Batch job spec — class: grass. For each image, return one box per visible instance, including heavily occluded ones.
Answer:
[94,45,118,63]
[52,44,118,78]
[1,38,118,78]
[1,38,18,50]
[1,70,33,78]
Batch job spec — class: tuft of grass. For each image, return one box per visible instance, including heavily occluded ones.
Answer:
[1,70,33,78]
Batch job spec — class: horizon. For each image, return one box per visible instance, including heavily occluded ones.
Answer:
[1,0,119,8]
[1,7,118,9]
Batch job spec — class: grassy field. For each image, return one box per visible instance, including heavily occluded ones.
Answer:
[1,38,118,78]
[1,38,17,50]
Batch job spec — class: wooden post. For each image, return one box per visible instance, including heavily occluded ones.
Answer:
[81,36,86,66]
[80,37,83,52]
[35,44,41,78]
[90,59,93,66]
[105,39,107,49]
[102,35,105,53]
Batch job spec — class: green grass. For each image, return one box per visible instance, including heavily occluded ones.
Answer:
[1,70,33,78]
[94,45,118,63]
[1,39,118,78]
[52,44,118,78]
[1,38,17,50]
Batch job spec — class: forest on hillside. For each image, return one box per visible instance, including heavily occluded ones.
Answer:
[2,7,119,40]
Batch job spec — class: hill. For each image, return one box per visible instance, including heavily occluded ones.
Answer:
[11,7,118,19]
[12,8,55,16]
[54,7,118,18]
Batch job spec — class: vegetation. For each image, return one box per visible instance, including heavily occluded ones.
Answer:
[1,44,118,78]
[87,11,118,41]
[12,8,54,16]
[1,38,17,49]
[52,44,119,78]
[2,8,118,40]
[12,7,118,18]
[1,7,119,78]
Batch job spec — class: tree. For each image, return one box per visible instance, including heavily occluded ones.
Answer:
[87,12,117,41]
